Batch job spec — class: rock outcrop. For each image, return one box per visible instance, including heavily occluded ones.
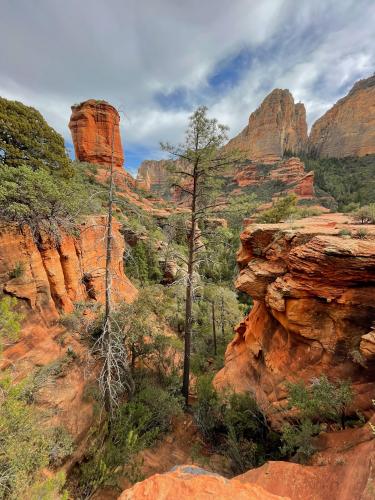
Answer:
[119,465,288,500]
[309,74,375,158]
[119,423,375,500]
[215,214,375,416]
[234,157,315,199]
[227,89,307,163]
[0,216,137,443]
[69,99,124,170]
[137,160,171,193]
[0,216,137,318]
[238,420,375,500]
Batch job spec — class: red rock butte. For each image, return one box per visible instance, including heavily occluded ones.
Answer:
[69,99,124,170]
[226,88,308,163]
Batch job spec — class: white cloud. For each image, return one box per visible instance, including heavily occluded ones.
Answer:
[0,0,374,169]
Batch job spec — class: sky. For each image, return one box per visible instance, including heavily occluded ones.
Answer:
[1,0,374,175]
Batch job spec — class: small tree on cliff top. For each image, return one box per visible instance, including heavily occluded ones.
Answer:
[161,106,240,405]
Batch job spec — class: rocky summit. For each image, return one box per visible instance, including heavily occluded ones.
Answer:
[226,89,308,163]
[309,74,375,158]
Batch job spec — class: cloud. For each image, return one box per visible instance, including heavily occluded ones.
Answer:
[0,0,374,173]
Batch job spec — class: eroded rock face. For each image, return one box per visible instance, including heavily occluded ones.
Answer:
[234,157,315,199]
[137,160,171,193]
[214,214,375,415]
[118,465,288,500]
[69,99,124,169]
[309,75,375,158]
[227,89,307,163]
[0,217,137,444]
[118,418,375,500]
[0,216,137,318]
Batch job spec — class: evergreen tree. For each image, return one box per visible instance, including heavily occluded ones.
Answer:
[0,96,71,175]
[161,106,240,405]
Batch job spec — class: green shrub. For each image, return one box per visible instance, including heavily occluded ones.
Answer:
[8,262,25,279]
[0,376,73,499]
[49,427,74,467]
[0,296,23,352]
[354,228,368,239]
[286,376,353,425]
[193,380,281,473]
[338,228,352,237]
[0,165,99,239]
[29,471,69,500]
[280,419,320,463]
[0,96,71,175]
[256,194,298,223]
[194,375,222,440]
[280,376,354,463]
[75,384,182,495]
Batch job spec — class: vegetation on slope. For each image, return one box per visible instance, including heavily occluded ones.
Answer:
[301,154,375,211]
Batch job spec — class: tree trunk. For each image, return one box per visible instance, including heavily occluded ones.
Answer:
[181,159,198,407]
[221,294,225,341]
[103,124,115,414]
[211,300,217,356]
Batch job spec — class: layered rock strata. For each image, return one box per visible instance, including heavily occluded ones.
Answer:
[0,216,137,318]
[214,214,375,415]
[227,89,307,163]
[309,74,375,158]
[234,157,315,199]
[69,99,124,169]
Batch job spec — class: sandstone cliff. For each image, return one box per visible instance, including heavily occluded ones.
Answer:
[309,74,375,158]
[69,99,124,170]
[226,89,307,163]
[215,214,375,416]
[0,216,137,441]
[137,159,171,193]
[0,216,137,318]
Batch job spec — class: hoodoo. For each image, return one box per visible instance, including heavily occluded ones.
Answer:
[69,99,124,169]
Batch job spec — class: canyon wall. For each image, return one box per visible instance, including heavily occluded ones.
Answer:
[69,99,124,170]
[137,159,171,192]
[226,89,308,163]
[309,74,375,158]
[0,216,137,441]
[0,216,137,319]
[215,214,375,416]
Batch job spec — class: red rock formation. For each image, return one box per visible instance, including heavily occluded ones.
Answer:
[119,422,375,500]
[137,160,171,192]
[0,216,137,318]
[309,75,375,158]
[234,157,315,199]
[227,89,307,163]
[215,214,375,416]
[118,465,288,500]
[237,416,375,500]
[0,216,137,443]
[69,99,124,170]
[137,159,178,196]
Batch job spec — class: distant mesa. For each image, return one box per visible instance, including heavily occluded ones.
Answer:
[69,99,124,170]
